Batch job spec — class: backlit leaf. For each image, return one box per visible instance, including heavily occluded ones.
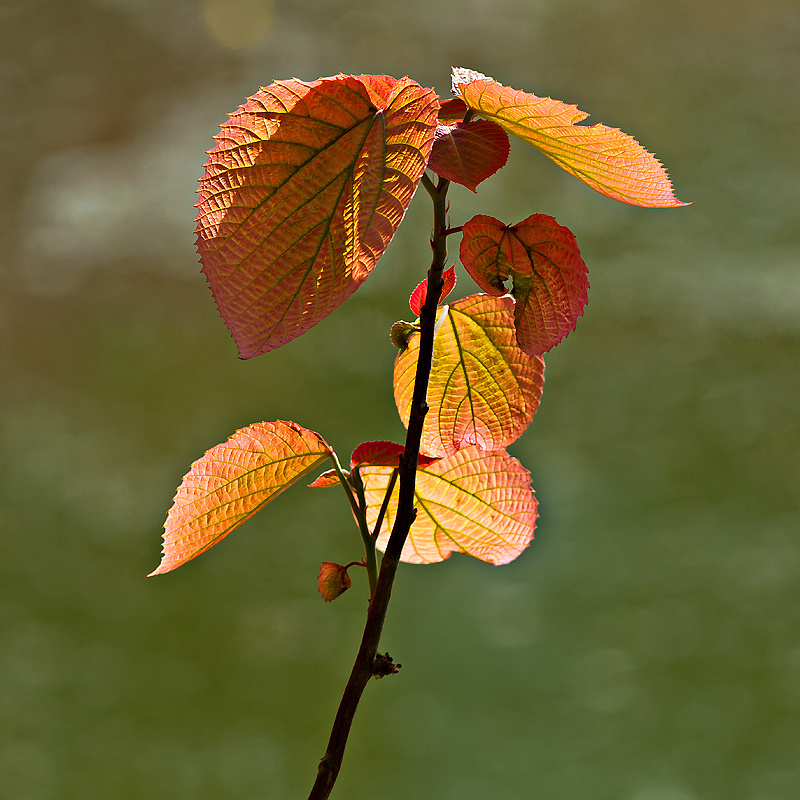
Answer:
[361,446,537,565]
[460,214,589,355]
[150,421,332,575]
[350,440,405,468]
[196,75,439,358]
[452,68,688,208]
[438,97,469,125]
[427,119,510,191]
[409,265,456,316]
[349,440,439,470]
[308,468,340,488]
[395,293,545,456]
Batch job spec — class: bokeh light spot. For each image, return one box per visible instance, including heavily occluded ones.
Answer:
[201,0,274,49]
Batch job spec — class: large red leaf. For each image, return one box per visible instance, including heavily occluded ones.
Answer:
[427,118,510,191]
[452,67,688,208]
[196,75,439,358]
[361,446,537,565]
[460,214,589,355]
[395,293,545,456]
[150,421,332,575]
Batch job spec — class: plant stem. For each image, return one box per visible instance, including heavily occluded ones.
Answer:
[308,174,451,800]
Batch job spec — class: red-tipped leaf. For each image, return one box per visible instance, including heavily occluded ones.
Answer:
[361,446,537,565]
[452,67,688,208]
[395,293,546,456]
[460,214,589,355]
[150,421,332,575]
[196,75,439,358]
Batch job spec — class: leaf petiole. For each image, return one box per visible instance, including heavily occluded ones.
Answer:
[328,452,378,598]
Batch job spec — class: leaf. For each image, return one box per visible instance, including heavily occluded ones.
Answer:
[460,214,589,355]
[438,97,469,125]
[349,440,439,470]
[318,562,352,601]
[150,421,332,575]
[427,119,510,191]
[452,67,689,208]
[350,440,405,468]
[361,446,537,565]
[308,468,340,488]
[409,265,457,316]
[395,293,545,457]
[196,74,439,358]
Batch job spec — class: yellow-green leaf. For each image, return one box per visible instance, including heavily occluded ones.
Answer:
[361,446,537,565]
[394,294,545,457]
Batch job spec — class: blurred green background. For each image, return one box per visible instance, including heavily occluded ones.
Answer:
[2,0,798,798]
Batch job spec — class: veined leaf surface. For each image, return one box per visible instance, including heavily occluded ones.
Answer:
[460,214,589,355]
[427,118,510,191]
[197,75,439,358]
[395,294,546,457]
[452,67,688,208]
[361,446,537,565]
[150,421,331,575]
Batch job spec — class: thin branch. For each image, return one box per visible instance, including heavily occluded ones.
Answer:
[328,451,377,597]
[308,177,451,800]
[370,467,399,541]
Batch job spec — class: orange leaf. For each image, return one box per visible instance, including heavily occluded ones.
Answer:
[427,118,510,191]
[308,468,340,488]
[196,75,439,358]
[452,67,688,208]
[395,293,545,457]
[460,214,589,355]
[150,421,332,575]
[361,446,537,565]
[318,562,352,602]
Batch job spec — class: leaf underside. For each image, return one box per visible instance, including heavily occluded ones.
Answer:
[361,446,537,565]
[196,75,439,358]
[395,293,546,457]
[452,68,688,208]
[150,421,331,575]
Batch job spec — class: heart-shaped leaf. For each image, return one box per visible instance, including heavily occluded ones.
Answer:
[395,293,545,457]
[150,421,332,575]
[427,119,510,191]
[197,75,439,358]
[460,214,589,355]
[361,446,537,565]
[452,67,688,208]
